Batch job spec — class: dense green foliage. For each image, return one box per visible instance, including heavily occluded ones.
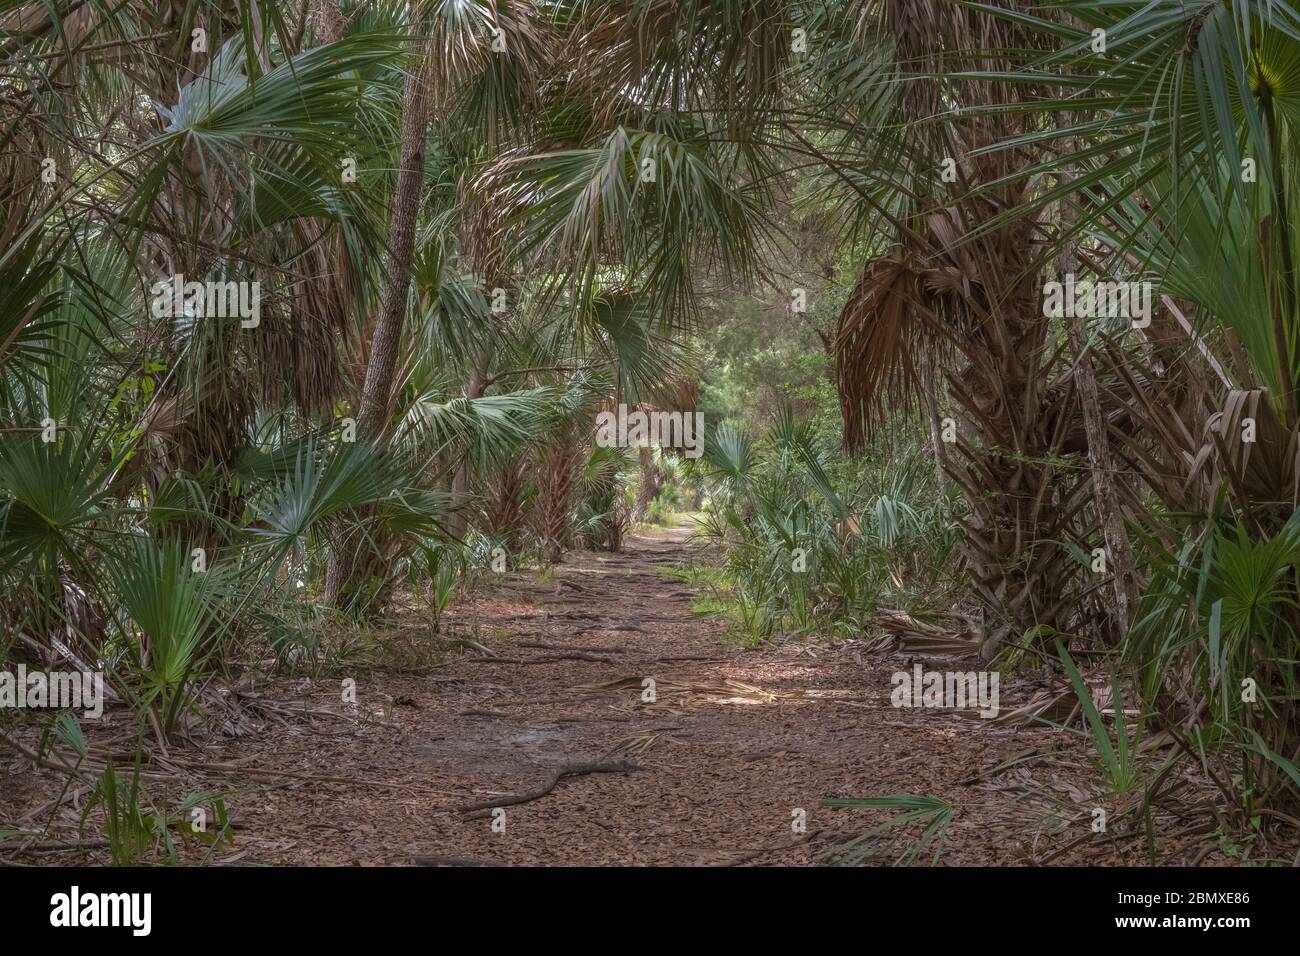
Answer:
[3,0,1300,859]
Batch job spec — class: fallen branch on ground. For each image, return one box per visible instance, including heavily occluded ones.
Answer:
[460,759,641,816]
[0,838,109,853]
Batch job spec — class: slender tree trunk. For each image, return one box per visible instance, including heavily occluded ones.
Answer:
[355,48,432,440]
[325,32,431,609]
[311,0,346,43]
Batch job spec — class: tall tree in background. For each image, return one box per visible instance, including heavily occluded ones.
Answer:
[324,11,431,607]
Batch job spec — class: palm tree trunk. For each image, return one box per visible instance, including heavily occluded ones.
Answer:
[311,0,346,44]
[324,31,430,609]
[485,458,526,552]
[534,439,583,564]
[355,46,431,439]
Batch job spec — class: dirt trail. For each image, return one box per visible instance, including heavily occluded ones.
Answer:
[222,523,1094,865]
[3,524,1184,865]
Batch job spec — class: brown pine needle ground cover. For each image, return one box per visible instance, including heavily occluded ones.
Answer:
[1,525,1287,866]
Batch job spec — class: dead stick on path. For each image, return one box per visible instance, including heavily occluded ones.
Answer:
[0,838,110,853]
[0,730,95,783]
[460,760,641,816]
[1037,829,1094,864]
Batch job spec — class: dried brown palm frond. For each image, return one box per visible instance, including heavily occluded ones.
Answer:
[645,371,700,418]
[1117,380,1299,530]
[0,105,43,252]
[835,257,937,452]
[460,178,505,286]
[831,0,1079,655]
[1097,304,1299,525]
[1199,390,1298,525]
[869,608,981,656]
[253,221,355,414]
[571,675,788,707]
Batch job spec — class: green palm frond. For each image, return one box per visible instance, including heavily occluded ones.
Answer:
[820,794,954,866]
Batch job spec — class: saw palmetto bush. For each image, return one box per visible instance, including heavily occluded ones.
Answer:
[693,410,960,642]
[0,2,565,729]
[575,444,636,551]
[1130,520,1300,817]
[0,400,451,737]
[975,0,1300,814]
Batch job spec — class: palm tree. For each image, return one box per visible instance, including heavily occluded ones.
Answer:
[0,0,518,715]
[930,0,1300,808]
[813,1,1085,653]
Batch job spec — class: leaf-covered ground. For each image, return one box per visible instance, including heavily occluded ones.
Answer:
[2,525,1286,866]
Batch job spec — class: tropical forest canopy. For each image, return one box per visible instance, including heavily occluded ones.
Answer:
[1,0,1298,867]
